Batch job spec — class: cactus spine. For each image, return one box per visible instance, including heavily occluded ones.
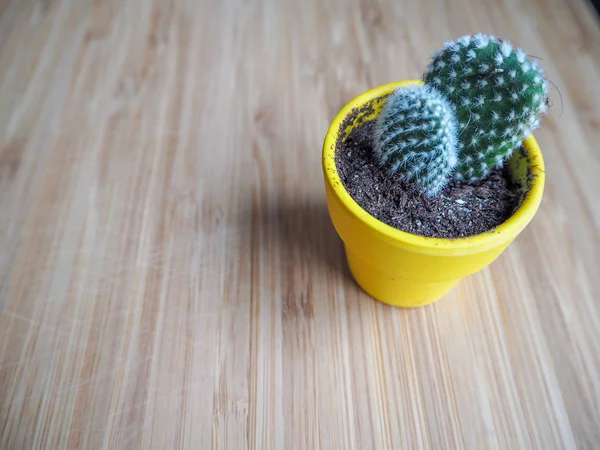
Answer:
[423,33,549,181]
[373,84,459,197]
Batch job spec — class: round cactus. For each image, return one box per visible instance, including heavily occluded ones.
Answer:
[424,33,549,181]
[372,84,459,197]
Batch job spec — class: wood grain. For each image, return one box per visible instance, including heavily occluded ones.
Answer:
[1,0,599,448]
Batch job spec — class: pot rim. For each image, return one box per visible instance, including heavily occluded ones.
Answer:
[322,80,546,254]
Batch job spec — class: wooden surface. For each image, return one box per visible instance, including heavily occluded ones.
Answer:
[1,0,600,448]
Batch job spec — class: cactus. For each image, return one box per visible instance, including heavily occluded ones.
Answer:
[423,33,549,181]
[372,84,459,197]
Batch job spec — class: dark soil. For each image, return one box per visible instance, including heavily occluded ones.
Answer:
[335,119,522,239]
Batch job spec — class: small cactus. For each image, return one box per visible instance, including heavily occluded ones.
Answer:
[423,33,549,181]
[373,84,459,197]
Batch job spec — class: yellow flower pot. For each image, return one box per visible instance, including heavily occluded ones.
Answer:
[322,80,545,308]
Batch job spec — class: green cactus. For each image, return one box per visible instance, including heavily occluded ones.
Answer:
[372,84,459,197]
[423,33,548,181]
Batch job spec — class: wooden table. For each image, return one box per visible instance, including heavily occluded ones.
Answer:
[1,0,599,448]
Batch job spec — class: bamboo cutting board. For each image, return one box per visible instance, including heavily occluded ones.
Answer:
[1,0,600,448]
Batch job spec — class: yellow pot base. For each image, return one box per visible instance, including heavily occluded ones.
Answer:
[346,250,458,308]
